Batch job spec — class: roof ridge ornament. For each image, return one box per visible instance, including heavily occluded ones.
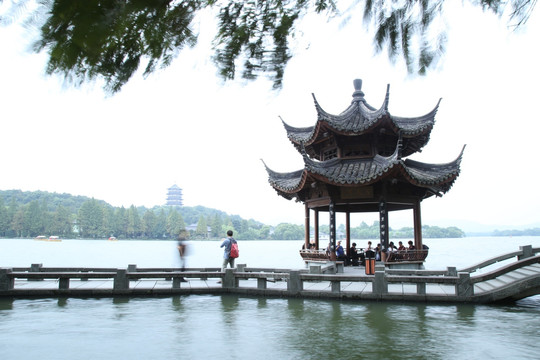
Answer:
[352,79,365,103]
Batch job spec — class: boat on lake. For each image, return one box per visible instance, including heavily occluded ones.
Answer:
[35,236,61,242]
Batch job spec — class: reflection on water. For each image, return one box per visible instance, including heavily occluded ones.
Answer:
[57,297,68,307]
[1,237,540,359]
[0,295,539,359]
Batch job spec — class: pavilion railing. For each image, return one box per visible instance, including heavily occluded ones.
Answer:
[386,250,429,263]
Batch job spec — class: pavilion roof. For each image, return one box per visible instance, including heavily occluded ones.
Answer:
[282,80,440,157]
[264,145,465,200]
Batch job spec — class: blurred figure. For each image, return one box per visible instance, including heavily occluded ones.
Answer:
[177,239,187,270]
[177,237,188,282]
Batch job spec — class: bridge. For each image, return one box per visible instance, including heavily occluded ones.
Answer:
[1,245,539,303]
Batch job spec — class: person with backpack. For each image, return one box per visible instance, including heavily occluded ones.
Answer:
[220,230,238,271]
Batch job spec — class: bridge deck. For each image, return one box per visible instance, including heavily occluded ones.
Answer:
[2,246,539,303]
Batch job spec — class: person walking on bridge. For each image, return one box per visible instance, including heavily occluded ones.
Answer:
[220,230,238,271]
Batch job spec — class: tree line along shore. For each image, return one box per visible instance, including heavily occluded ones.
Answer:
[0,190,467,240]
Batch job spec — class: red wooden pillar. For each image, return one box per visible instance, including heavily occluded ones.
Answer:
[413,200,423,250]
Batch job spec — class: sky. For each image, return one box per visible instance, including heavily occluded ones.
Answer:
[1,2,539,232]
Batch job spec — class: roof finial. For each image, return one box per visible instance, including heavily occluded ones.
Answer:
[352,79,365,103]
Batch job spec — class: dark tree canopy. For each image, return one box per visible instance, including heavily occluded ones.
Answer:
[1,0,536,93]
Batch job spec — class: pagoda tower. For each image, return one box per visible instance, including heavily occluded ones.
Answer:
[264,79,464,263]
[166,184,183,206]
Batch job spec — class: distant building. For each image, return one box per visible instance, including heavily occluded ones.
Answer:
[166,184,183,206]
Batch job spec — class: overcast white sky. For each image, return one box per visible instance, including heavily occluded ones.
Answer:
[1,2,539,231]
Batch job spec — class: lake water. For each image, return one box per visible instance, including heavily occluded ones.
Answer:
[1,237,540,359]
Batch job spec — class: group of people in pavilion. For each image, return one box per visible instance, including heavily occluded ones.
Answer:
[334,239,419,266]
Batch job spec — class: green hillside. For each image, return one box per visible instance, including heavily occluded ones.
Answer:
[0,190,466,240]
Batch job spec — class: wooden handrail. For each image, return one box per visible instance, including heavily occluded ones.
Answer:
[386,249,428,263]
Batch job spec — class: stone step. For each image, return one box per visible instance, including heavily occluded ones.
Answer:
[484,278,509,288]
[475,282,495,293]
[512,268,536,277]
[498,273,522,282]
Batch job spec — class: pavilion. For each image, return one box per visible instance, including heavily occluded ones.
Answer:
[264,79,464,263]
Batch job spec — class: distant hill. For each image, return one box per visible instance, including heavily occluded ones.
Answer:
[0,189,263,236]
[426,218,540,237]
[0,189,107,214]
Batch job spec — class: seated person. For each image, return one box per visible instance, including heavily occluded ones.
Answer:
[335,241,347,263]
[386,241,397,261]
[408,240,416,250]
[365,241,373,251]
[375,243,382,261]
[349,242,360,266]
[397,241,406,251]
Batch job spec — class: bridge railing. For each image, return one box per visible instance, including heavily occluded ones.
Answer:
[1,245,539,302]
[458,245,539,273]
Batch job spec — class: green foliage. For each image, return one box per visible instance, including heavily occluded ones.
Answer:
[166,208,186,238]
[493,228,540,237]
[0,196,9,237]
[271,223,304,240]
[77,198,106,238]
[48,205,73,238]
[195,215,208,237]
[33,0,201,93]
[0,189,105,213]
[3,0,534,93]
[0,190,465,240]
[327,221,465,239]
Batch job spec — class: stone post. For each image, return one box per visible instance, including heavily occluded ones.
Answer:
[373,264,387,295]
[287,270,302,294]
[309,265,321,274]
[417,282,426,295]
[114,269,129,290]
[31,263,42,272]
[0,268,14,290]
[257,278,267,289]
[127,264,137,272]
[518,245,533,260]
[30,263,43,281]
[59,278,70,290]
[237,264,246,272]
[331,280,341,294]
[457,272,473,298]
[446,267,457,277]
[223,268,236,288]
[173,277,182,289]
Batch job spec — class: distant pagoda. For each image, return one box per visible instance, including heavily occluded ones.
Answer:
[264,79,465,263]
[166,184,183,206]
